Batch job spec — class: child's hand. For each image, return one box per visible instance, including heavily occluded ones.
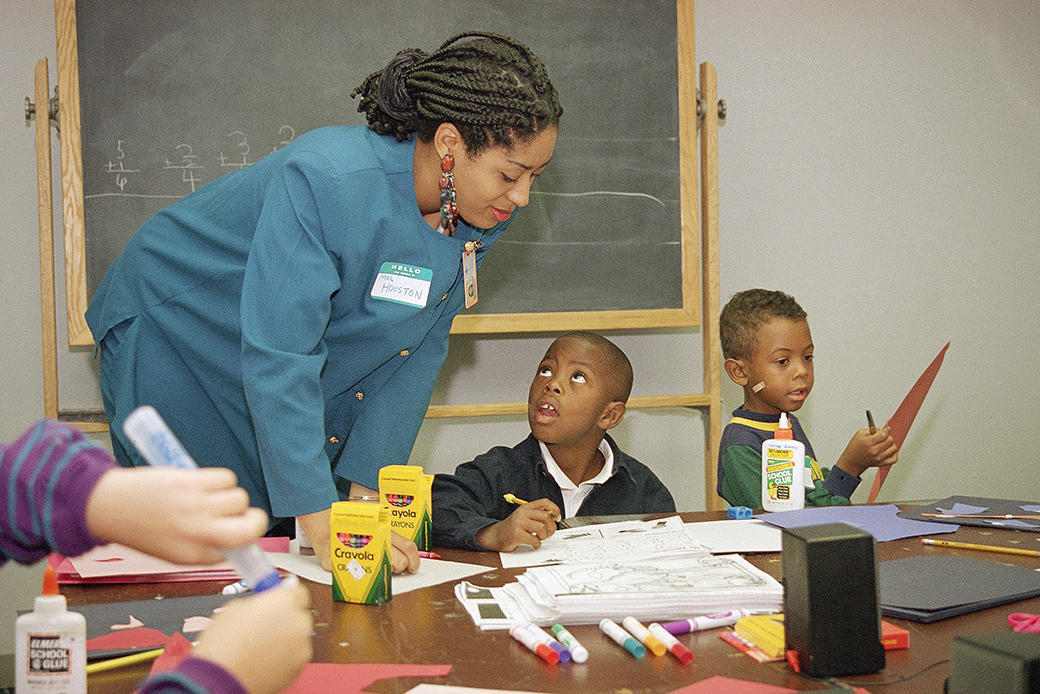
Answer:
[835,426,900,478]
[85,466,268,566]
[192,574,312,694]
[474,499,561,552]
[390,531,420,574]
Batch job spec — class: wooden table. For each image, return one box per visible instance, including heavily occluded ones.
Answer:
[71,509,1040,694]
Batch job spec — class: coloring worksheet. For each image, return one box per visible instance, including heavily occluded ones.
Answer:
[500,516,709,568]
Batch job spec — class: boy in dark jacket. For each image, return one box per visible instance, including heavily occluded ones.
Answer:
[433,332,675,551]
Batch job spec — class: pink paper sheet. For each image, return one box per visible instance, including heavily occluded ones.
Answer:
[144,638,452,694]
[668,675,870,694]
[281,663,452,694]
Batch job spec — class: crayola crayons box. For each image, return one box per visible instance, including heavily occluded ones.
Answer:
[378,465,433,551]
[330,501,392,604]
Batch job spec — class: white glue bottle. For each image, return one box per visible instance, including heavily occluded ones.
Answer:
[761,412,805,511]
[15,564,87,694]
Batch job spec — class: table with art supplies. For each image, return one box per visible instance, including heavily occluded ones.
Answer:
[59,501,1040,694]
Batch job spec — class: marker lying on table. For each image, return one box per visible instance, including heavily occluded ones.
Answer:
[648,623,694,665]
[123,405,282,593]
[600,619,645,658]
[661,609,751,636]
[525,624,571,663]
[551,624,589,664]
[509,624,559,664]
[623,616,666,656]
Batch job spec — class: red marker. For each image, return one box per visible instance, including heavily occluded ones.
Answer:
[648,623,694,665]
[510,624,559,664]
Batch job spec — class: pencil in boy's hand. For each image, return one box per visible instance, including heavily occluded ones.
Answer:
[504,493,528,505]
[866,410,877,435]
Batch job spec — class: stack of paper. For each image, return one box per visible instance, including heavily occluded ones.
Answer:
[456,553,783,629]
[880,555,1040,622]
[53,537,289,584]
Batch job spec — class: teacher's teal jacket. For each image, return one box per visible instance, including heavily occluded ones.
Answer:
[86,126,511,522]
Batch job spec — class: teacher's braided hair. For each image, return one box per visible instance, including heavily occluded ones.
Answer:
[351,32,562,154]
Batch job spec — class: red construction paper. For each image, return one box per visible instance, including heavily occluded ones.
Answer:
[867,342,950,503]
[148,633,195,675]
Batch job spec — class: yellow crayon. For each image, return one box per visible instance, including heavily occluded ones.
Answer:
[86,647,165,675]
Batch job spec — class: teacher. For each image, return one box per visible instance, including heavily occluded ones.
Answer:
[85,32,562,571]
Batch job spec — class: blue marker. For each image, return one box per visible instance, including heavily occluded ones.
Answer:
[599,618,646,658]
[123,406,282,593]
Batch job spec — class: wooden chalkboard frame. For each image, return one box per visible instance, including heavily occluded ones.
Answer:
[54,0,700,347]
[46,0,725,507]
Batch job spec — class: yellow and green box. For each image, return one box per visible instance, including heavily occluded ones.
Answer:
[378,465,433,551]
[330,501,392,604]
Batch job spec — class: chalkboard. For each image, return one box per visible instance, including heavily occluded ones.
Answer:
[56,0,699,345]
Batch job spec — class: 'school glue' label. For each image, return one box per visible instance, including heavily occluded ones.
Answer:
[378,465,433,551]
[761,413,805,511]
[330,501,392,604]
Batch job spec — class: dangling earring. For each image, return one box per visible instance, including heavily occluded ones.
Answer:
[439,153,458,236]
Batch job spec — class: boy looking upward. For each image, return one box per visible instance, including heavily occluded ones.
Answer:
[433,332,675,551]
[717,289,899,508]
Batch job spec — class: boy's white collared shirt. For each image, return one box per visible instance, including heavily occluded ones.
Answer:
[538,439,614,518]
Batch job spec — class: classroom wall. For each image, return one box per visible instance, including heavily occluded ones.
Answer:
[2,0,1037,654]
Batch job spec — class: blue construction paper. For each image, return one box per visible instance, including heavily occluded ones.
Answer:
[758,504,955,542]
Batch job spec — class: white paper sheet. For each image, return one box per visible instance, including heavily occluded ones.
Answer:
[269,552,489,594]
[682,519,783,554]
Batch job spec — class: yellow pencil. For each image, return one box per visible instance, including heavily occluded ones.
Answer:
[503,493,528,506]
[86,647,165,675]
[920,538,1040,558]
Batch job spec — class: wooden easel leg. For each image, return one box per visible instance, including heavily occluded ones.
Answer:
[34,57,59,421]
[699,62,723,510]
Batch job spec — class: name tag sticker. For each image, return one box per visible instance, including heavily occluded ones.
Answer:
[371,262,433,308]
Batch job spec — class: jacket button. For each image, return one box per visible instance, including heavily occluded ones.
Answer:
[355,391,364,400]
[328,436,339,444]
[399,349,410,357]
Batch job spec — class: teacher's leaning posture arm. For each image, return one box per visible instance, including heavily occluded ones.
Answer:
[86,32,562,573]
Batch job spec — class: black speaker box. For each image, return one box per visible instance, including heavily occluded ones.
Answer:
[947,631,1040,694]
[781,522,885,677]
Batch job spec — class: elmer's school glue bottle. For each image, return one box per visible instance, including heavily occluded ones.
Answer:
[15,564,86,694]
[761,412,805,511]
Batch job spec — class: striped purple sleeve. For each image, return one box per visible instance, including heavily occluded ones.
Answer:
[1,420,115,565]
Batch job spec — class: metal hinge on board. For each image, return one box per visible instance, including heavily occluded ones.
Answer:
[697,91,727,124]
[25,85,60,134]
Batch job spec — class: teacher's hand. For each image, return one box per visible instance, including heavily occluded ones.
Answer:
[296,508,332,571]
